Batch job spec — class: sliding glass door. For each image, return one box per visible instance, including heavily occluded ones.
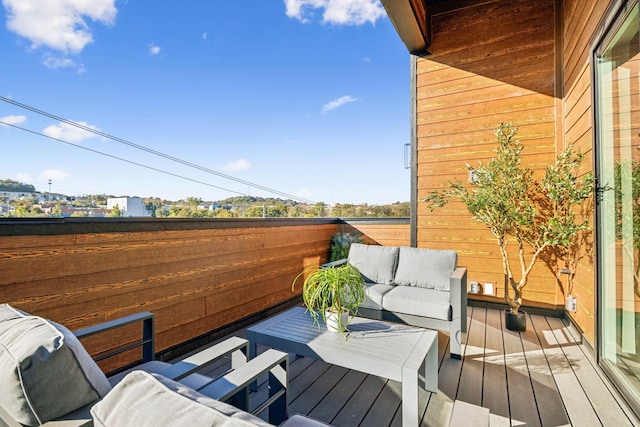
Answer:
[596,1,640,414]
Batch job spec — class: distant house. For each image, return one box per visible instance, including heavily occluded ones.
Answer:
[107,197,151,217]
[0,191,34,201]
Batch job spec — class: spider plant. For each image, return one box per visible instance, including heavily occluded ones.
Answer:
[292,264,366,335]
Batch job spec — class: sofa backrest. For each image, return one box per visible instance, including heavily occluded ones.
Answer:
[347,243,399,285]
[393,246,457,291]
[347,244,457,291]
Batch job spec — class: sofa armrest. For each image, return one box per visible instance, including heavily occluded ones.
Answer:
[74,312,155,365]
[450,267,468,333]
[448,266,468,358]
[321,258,348,268]
[198,349,289,425]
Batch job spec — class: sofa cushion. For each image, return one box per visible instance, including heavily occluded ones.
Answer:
[361,283,396,310]
[348,243,399,285]
[0,304,111,426]
[393,246,457,291]
[382,286,451,321]
[91,370,272,427]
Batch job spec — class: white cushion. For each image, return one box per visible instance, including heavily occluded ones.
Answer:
[91,370,272,427]
[382,287,451,321]
[348,243,399,285]
[0,304,111,426]
[393,246,457,290]
[361,283,395,310]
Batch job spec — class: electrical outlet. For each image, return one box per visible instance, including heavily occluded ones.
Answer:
[483,282,495,296]
[565,295,577,312]
[469,281,480,294]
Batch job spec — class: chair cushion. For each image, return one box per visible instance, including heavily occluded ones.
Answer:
[382,286,451,321]
[0,304,111,426]
[393,246,457,291]
[91,370,272,427]
[361,283,395,310]
[348,243,399,285]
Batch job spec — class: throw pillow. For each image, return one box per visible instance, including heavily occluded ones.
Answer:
[393,247,457,290]
[0,304,111,426]
[347,243,399,285]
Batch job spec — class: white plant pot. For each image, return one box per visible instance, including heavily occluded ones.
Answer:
[325,309,349,333]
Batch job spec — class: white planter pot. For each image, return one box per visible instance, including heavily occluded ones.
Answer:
[325,309,349,333]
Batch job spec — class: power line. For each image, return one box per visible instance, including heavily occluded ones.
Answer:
[0,120,254,198]
[0,96,316,204]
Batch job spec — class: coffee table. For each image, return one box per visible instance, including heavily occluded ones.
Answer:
[247,306,438,427]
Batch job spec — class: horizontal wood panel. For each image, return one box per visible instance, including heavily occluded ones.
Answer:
[416,0,559,308]
[0,219,409,371]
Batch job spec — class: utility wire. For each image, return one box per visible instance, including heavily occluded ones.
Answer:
[0,96,316,204]
[0,120,253,198]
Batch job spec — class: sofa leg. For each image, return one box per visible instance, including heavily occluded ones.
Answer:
[450,324,464,359]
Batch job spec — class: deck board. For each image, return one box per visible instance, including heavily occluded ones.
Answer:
[170,306,640,426]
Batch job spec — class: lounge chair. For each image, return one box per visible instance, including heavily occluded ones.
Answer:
[0,304,325,427]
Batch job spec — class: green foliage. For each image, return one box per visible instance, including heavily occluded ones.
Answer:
[423,123,594,314]
[0,179,35,193]
[292,264,366,336]
[614,160,640,295]
[329,232,362,262]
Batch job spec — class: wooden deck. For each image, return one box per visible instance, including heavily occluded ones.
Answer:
[178,306,640,426]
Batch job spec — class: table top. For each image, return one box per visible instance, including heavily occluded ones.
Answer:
[247,306,438,381]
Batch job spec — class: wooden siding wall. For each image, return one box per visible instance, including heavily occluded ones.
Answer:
[416,0,559,304]
[338,219,411,247]
[0,218,407,371]
[0,219,336,370]
[562,0,614,343]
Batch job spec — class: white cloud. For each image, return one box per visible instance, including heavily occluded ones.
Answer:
[42,53,85,73]
[149,44,161,55]
[223,159,251,172]
[43,121,100,143]
[321,95,359,114]
[284,0,386,25]
[202,32,208,40]
[0,114,27,127]
[39,169,69,181]
[3,0,117,54]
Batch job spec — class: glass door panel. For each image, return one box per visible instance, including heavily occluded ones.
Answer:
[597,2,640,413]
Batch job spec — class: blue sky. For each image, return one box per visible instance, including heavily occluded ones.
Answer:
[0,0,410,205]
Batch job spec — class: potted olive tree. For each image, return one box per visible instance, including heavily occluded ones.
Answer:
[423,123,593,331]
[292,263,366,336]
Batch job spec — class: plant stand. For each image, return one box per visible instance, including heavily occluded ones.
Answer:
[504,309,527,331]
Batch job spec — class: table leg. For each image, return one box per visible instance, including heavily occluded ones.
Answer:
[424,336,438,393]
[402,365,419,427]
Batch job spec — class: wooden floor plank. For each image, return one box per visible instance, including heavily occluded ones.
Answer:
[333,374,388,426]
[501,312,541,426]
[363,379,402,427]
[481,307,510,424]
[534,315,601,426]
[525,313,570,426]
[546,316,636,426]
[457,306,486,406]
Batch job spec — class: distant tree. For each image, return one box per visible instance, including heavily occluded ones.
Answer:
[108,204,122,217]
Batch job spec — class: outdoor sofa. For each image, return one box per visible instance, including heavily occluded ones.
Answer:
[0,304,327,427]
[328,243,467,358]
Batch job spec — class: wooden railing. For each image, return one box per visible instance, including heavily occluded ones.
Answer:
[0,217,409,371]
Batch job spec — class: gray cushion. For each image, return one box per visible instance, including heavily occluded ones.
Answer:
[361,283,396,310]
[393,246,457,290]
[348,243,399,285]
[382,286,451,321]
[91,370,272,427]
[0,304,111,426]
